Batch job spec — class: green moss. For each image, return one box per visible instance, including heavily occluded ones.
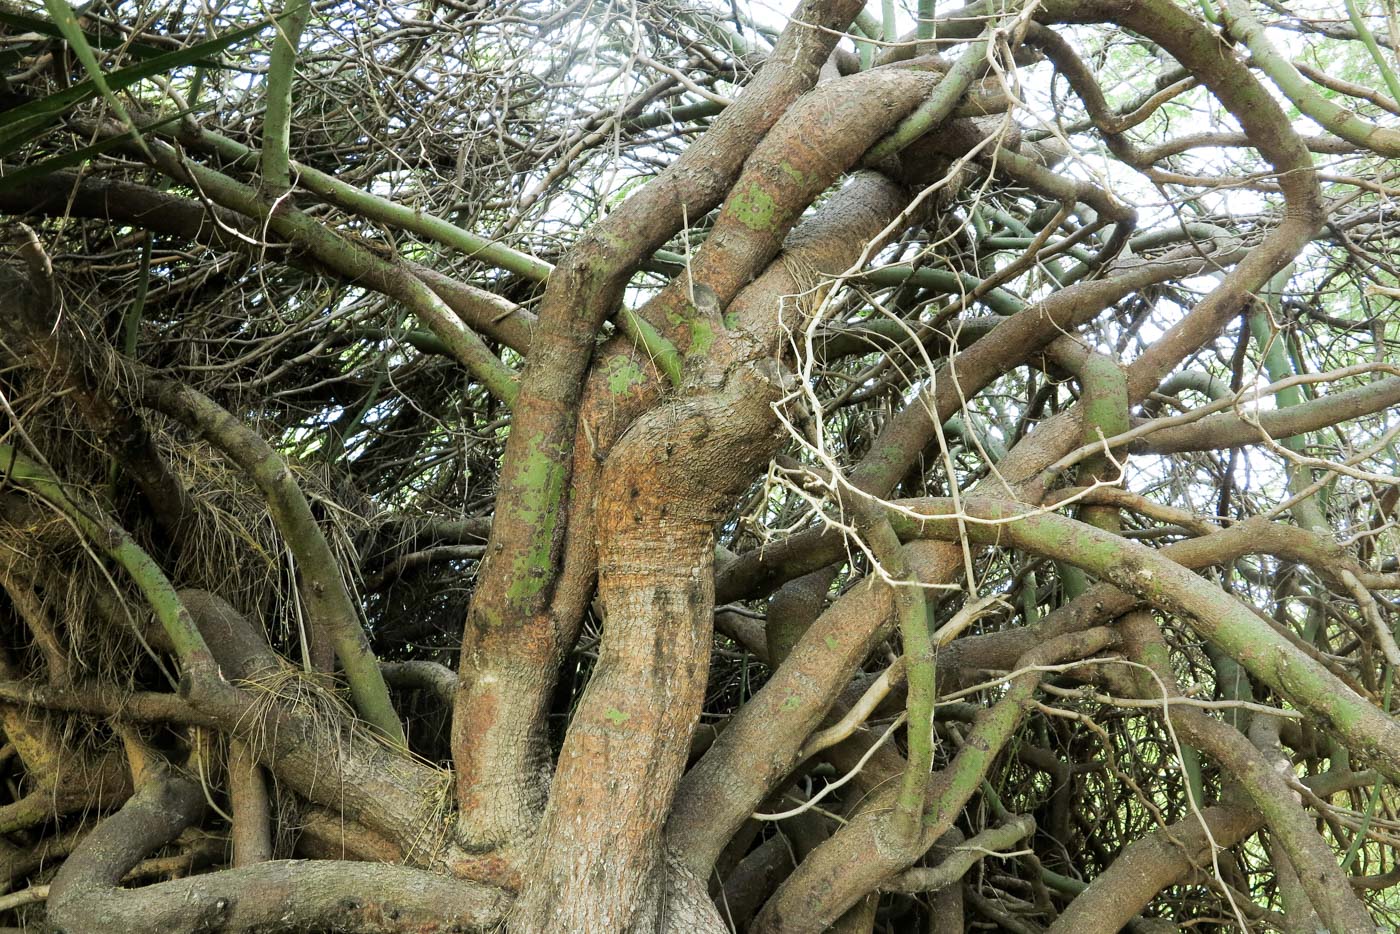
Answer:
[728,183,777,231]
[778,161,809,187]
[604,707,631,725]
[504,442,568,601]
[605,355,647,395]
[687,318,715,357]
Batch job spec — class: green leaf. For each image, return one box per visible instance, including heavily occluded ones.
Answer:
[0,8,192,61]
[44,0,152,157]
[0,14,273,158]
[0,109,188,193]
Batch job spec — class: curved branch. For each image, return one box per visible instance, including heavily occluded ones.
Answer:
[512,363,786,931]
[145,137,521,403]
[1132,376,1400,454]
[0,446,215,678]
[0,172,535,354]
[49,765,508,934]
[1044,768,1376,934]
[880,815,1036,894]
[139,379,405,748]
[185,126,554,283]
[1118,612,1376,932]
[890,497,1400,780]
[1220,0,1400,156]
[750,628,1118,931]
[452,0,869,847]
[260,0,310,194]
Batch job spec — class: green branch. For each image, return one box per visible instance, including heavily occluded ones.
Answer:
[141,134,519,403]
[852,11,878,70]
[925,630,1118,832]
[864,30,991,165]
[1345,0,1400,109]
[848,499,934,847]
[617,308,683,387]
[43,0,152,160]
[1247,266,1328,532]
[1074,352,1129,533]
[1221,0,1400,156]
[140,381,406,749]
[0,446,214,678]
[191,129,553,282]
[261,0,310,193]
[889,497,1400,781]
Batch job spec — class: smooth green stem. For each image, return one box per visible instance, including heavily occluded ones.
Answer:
[1128,616,1207,811]
[864,33,990,164]
[627,99,725,132]
[121,232,152,357]
[142,381,407,749]
[943,414,1007,462]
[1124,222,1236,252]
[859,265,1024,315]
[192,128,553,282]
[888,498,1400,782]
[0,445,214,675]
[1020,569,1039,625]
[1248,267,1328,532]
[1055,562,1089,600]
[145,135,519,402]
[843,221,1227,315]
[1220,0,1400,155]
[1341,670,1393,870]
[1156,369,1230,402]
[925,630,1118,831]
[1206,642,1253,734]
[917,0,936,44]
[1248,316,1308,427]
[852,504,935,845]
[1346,0,1400,107]
[1057,352,1128,600]
[187,65,207,109]
[340,326,451,358]
[984,205,1082,271]
[325,353,389,463]
[979,235,1087,272]
[1283,332,1315,404]
[672,5,753,58]
[971,204,993,237]
[888,814,1035,893]
[261,0,310,193]
[44,0,152,160]
[882,0,897,41]
[617,308,683,387]
[1038,867,1087,896]
[852,12,878,69]
[1075,353,1129,533]
[893,551,936,844]
[110,231,153,491]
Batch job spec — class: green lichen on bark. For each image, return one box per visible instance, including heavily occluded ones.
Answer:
[727,183,778,231]
[503,443,568,602]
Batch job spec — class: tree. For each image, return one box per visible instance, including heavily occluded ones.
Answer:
[0,0,1398,929]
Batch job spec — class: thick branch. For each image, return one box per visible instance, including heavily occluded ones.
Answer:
[49,765,508,934]
[452,0,869,848]
[139,379,404,747]
[890,497,1400,780]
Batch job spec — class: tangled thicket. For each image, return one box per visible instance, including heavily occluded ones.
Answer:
[1,0,1399,931]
